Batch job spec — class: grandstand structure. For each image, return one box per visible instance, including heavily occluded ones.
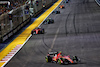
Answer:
[0,0,27,15]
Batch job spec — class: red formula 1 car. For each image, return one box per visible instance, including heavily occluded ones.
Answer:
[31,27,45,35]
[45,52,80,65]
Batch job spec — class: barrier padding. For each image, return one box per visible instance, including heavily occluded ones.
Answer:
[0,0,62,67]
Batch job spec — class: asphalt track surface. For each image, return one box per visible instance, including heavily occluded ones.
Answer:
[5,0,100,67]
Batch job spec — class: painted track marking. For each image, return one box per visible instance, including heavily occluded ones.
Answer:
[49,28,59,52]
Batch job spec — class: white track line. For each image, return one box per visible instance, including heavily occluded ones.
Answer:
[49,28,59,52]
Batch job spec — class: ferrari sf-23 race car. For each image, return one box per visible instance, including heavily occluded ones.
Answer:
[52,10,60,14]
[31,27,45,35]
[59,5,65,9]
[43,18,54,24]
[45,52,81,65]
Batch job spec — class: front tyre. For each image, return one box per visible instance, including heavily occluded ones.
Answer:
[42,29,45,34]
[45,56,49,62]
[31,31,33,35]
[45,56,52,62]
[58,58,62,64]
[33,31,36,35]
[64,59,69,65]
[31,31,36,35]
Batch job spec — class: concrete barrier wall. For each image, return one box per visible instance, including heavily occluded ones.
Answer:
[45,0,52,8]
[35,0,43,12]
[52,0,57,3]
[33,0,43,16]
[44,0,58,9]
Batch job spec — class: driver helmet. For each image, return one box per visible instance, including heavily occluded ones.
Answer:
[59,51,62,54]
